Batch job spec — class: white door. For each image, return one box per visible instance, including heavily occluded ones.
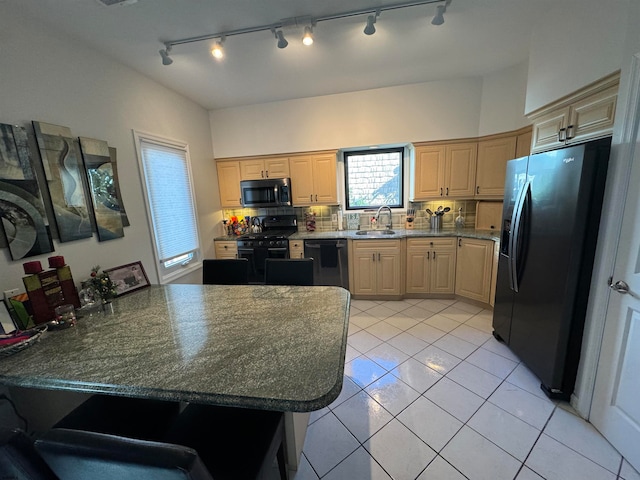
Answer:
[590,66,640,471]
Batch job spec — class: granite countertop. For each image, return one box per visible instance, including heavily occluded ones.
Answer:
[0,284,351,412]
[215,228,500,242]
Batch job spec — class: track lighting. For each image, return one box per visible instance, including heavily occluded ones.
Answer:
[211,37,225,59]
[431,0,451,25]
[274,29,288,49]
[364,10,380,35]
[302,25,314,46]
[159,45,173,65]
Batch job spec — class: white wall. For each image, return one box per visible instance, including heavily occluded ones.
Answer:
[479,62,531,136]
[0,9,218,293]
[525,0,628,114]
[210,77,484,158]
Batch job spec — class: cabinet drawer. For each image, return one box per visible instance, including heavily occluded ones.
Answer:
[406,238,456,250]
[215,241,238,258]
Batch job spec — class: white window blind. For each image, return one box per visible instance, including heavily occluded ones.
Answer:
[139,139,199,263]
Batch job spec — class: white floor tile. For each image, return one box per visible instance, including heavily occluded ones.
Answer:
[481,336,521,363]
[433,333,479,359]
[450,324,493,346]
[422,313,463,333]
[441,426,521,480]
[432,298,457,306]
[397,396,463,452]
[302,412,360,477]
[390,357,443,393]
[308,406,330,425]
[402,305,437,320]
[365,373,421,416]
[439,306,475,323]
[365,342,410,372]
[452,301,485,315]
[382,300,413,313]
[365,320,403,341]
[367,304,399,320]
[323,447,392,480]
[347,322,362,336]
[351,299,380,311]
[488,382,555,430]
[424,377,484,422]
[364,419,436,480]
[417,456,467,479]
[347,330,384,353]
[387,332,429,356]
[446,361,502,398]
[414,345,462,375]
[344,345,361,363]
[349,311,381,329]
[332,390,393,442]
[468,401,541,461]
[525,434,617,480]
[466,348,518,379]
[384,313,420,331]
[621,460,640,480]
[515,467,545,480]
[328,376,362,410]
[416,299,450,313]
[504,363,548,399]
[291,454,319,480]
[464,314,494,333]
[543,407,622,473]
[406,322,447,344]
[344,355,388,388]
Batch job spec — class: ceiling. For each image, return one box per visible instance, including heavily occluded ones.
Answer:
[9,0,553,110]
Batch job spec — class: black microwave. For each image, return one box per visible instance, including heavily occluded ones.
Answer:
[240,178,292,208]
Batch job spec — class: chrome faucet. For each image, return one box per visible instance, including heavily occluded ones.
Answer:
[375,205,393,230]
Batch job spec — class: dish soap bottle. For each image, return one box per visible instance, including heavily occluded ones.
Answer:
[455,208,465,229]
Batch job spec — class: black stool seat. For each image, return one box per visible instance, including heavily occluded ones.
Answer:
[264,258,314,286]
[202,258,250,285]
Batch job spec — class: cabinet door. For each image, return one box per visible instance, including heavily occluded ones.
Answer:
[214,241,238,259]
[312,154,338,204]
[378,252,401,295]
[430,239,457,294]
[406,247,430,293]
[413,145,446,199]
[265,157,290,179]
[531,108,569,153]
[289,156,315,205]
[515,129,532,158]
[216,161,242,207]
[455,238,493,303]
[476,137,516,198]
[240,159,266,180]
[351,245,377,295]
[568,85,617,144]
[445,143,477,198]
[289,240,304,259]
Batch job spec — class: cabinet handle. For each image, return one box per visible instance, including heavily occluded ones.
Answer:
[558,128,567,142]
[566,125,575,140]
[476,186,480,194]
[372,253,375,262]
[265,170,269,178]
[433,251,436,260]
[378,253,381,261]
[427,251,430,260]
[224,245,228,249]
[310,194,313,202]
[315,194,318,202]
[458,238,462,247]
[440,187,443,196]
[261,170,264,178]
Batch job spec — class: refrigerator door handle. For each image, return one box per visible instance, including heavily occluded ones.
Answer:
[511,181,531,293]
[507,184,525,290]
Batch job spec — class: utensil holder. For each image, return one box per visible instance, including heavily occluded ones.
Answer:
[430,216,442,231]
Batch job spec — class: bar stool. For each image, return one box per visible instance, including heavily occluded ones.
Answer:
[264,258,314,286]
[202,258,249,285]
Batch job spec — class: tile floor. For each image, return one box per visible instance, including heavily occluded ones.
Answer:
[291,298,639,480]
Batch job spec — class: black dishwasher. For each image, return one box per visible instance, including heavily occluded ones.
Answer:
[304,239,349,289]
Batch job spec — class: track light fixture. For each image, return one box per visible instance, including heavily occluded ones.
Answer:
[159,0,453,64]
[159,44,173,65]
[211,36,225,59]
[302,25,314,46]
[364,10,380,35]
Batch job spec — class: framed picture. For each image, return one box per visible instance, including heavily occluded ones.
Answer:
[105,261,150,297]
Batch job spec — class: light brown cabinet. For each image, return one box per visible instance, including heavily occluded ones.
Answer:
[289,152,338,205]
[289,240,304,259]
[351,240,402,296]
[214,240,238,259]
[454,237,494,303]
[475,136,517,198]
[413,142,477,200]
[216,161,242,207]
[529,72,619,154]
[240,157,290,180]
[405,238,456,294]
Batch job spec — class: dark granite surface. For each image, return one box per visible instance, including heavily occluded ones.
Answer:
[0,284,351,412]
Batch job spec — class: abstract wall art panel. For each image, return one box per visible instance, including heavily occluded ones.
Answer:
[0,123,54,260]
[79,137,124,241]
[108,147,129,227]
[32,121,92,242]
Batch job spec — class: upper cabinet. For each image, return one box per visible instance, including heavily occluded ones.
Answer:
[289,151,338,206]
[529,71,619,154]
[475,136,516,199]
[216,161,242,208]
[412,141,477,200]
[240,157,290,180]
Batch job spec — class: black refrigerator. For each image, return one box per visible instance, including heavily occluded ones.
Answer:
[492,137,611,400]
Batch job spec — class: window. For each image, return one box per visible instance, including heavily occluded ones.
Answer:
[344,147,404,210]
[134,132,201,283]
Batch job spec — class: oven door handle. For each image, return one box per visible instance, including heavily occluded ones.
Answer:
[267,248,288,253]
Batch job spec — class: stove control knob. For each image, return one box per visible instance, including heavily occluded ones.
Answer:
[258,241,264,247]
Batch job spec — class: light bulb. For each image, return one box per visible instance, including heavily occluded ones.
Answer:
[302,26,314,46]
[211,41,224,59]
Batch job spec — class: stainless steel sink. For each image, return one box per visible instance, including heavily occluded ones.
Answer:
[355,230,396,236]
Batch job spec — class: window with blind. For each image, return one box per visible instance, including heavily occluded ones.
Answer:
[134,132,201,283]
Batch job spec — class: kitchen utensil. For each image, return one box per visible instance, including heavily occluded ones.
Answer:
[426,209,433,215]
[437,206,443,213]
[442,207,451,213]
[430,215,442,230]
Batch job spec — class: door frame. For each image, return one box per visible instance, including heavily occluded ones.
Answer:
[572,53,640,418]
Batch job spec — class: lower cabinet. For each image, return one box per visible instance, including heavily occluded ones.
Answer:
[289,240,304,259]
[406,238,457,294]
[214,240,238,259]
[455,237,494,303]
[351,240,402,296]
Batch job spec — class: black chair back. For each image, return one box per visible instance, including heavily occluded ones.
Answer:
[0,428,57,480]
[35,428,214,480]
[264,258,314,286]
[202,258,249,285]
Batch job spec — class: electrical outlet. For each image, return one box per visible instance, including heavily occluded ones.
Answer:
[331,213,338,222]
[3,289,20,301]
